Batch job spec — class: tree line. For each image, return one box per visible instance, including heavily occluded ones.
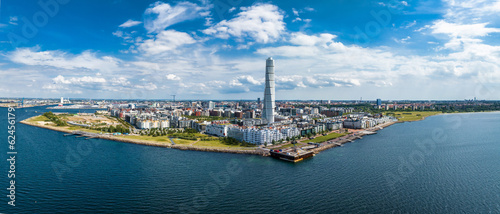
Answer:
[42,112,67,126]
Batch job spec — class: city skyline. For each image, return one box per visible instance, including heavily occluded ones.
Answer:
[1,0,500,100]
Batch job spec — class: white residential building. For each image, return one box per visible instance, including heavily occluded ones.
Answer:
[137,120,151,129]
[160,120,170,128]
[228,126,301,145]
[206,124,229,137]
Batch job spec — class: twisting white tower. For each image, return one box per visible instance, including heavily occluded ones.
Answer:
[263,57,275,124]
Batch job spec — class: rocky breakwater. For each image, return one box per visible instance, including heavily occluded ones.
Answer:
[171,145,269,156]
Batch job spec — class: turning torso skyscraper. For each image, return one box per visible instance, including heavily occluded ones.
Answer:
[263,57,275,124]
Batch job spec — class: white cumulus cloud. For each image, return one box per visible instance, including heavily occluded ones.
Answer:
[203,3,285,43]
[166,74,181,80]
[119,19,142,28]
[9,48,120,71]
[53,75,106,84]
[137,30,196,55]
[144,1,211,33]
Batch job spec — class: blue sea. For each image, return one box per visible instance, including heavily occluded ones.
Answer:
[1,106,499,213]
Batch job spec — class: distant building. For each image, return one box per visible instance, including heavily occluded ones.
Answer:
[177,120,193,128]
[137,120,151,129]
[160,120,169,128]
[280,108,297,116]
[208,101,215,110]
[243,110,255,119]
[209,109,222,117]
[321,110,342,117]
[223,110,233,118]
[235,111,243,119]
[376,99,382,106]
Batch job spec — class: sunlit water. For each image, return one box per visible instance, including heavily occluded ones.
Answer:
[1,106,499,213]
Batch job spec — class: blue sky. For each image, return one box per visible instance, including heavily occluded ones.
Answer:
[1,0,500,100]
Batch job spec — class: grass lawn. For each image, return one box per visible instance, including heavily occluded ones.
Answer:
[308,132,347,143]
[172,138,197,144]
[168,133,216,139]
[119,135,169,142]
[274,143,299,149]
[194,140,255,149]
[65,126,103,134]
[385,111,441,122]
[66,125,132,135]
[26,115,49,122]
[193,133,214,138]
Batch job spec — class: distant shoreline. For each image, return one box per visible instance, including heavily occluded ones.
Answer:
[397,110,500,123]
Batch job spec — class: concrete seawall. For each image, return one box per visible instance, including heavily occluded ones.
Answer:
[171,145,268,156]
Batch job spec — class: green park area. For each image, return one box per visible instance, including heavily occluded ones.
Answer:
[173,137,256,148]
[117,135,169,142]
[308,132,347,143]
[273,143,300,150]
[66,126,102,134]
[172,138,195,144]
[193,140,255,149]
[26,115,49,122]
[384,111,441,122]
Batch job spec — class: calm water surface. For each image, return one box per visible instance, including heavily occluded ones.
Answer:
[1,106,499,213]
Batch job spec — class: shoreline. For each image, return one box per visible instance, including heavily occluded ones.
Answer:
[389,110,500,123]
[20,114,397,157]
[20,116,267,156]
[0,104,55,109]
[22,110,484,157]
